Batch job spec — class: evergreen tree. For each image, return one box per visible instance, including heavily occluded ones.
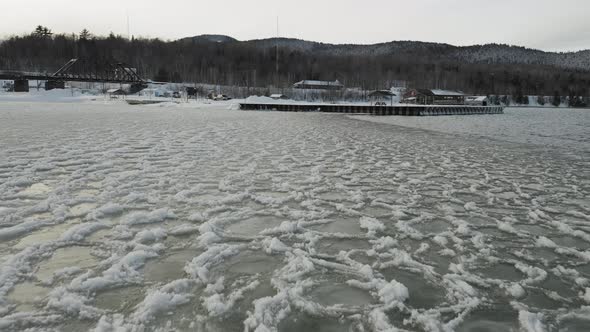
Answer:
[501,95,509,106]
[80,29,91,40]
[42,27,52,37]
[33,25,52,38]
[171,72,183,83]
[552,91,561,107]
[154,67,170,82]
[515,91,523,104]
[33,25,44,37]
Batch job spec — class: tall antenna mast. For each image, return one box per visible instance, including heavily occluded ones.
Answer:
[276,16,279,87]
[127,11,131,40]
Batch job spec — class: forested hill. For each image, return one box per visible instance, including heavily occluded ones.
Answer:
[1,30,589,97]
[237,38,590,72]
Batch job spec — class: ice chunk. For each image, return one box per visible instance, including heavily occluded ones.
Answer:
[506,283,526,298]
[46,286,102,319]
[121,208,176,225]
[203,279,260,317]
[359,216,385,236]
[133,279,193,323]
[536,236,557,248]
[378,279,409,305]
[60,222,108,242]
[518,310,546,332]
[243,291,291,332]
[87,203,124,220]
[134,228,167,244]
[184,244,242,283]
[262,237,289,254]
[169,224,200,236]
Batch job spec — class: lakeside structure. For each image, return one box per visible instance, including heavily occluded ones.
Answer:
[239,102,503,116]
[403,89,466,105]
[239,85,503,115]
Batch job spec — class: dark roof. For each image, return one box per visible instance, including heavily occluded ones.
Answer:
[369,90,396,97]
[107,88,125,94]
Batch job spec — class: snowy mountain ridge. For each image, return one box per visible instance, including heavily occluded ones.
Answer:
[182,35,590,71]
[182,34,238,44]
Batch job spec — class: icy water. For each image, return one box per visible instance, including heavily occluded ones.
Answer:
[354,107,590,152]
[0,103,589,332]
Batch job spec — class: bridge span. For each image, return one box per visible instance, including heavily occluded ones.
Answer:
[0,58,146,92]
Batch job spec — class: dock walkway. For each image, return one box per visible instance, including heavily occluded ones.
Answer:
[239,103,504,116]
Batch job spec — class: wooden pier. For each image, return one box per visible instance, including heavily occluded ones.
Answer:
[239,103,504,116]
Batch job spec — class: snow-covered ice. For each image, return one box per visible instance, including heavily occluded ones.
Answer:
[0,101,589,331]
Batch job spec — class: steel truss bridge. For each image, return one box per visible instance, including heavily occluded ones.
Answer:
[0,58,145,84]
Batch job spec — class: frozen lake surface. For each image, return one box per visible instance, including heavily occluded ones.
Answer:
[0,103,589,331]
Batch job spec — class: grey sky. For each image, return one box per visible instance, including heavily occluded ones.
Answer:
[2,0,589,52]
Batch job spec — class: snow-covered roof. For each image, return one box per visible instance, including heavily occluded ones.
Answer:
[270,94,286,98]
[412,89,464,97]
[107,88,124,93]
[294,80,343,87]
[430,89,465,96]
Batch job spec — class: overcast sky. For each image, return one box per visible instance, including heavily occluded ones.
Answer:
[2,0,589,52]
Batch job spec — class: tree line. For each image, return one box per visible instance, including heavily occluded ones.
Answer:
[1,27,589,99]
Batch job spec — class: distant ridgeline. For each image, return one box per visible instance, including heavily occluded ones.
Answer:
[0,31,589,98]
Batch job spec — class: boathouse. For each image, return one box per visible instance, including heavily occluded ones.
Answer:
[404,89,465,105]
